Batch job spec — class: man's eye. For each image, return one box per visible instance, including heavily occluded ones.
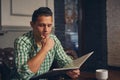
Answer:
[38,24,52,27]
[48,24,52,27]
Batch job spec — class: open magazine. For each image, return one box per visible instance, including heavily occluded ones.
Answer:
[30,51,94,79]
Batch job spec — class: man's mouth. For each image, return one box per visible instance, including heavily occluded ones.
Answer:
[41,33,48,38]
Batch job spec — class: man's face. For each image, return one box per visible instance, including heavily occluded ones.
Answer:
[31,16,53,39]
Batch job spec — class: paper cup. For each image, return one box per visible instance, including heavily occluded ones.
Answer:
[96,69,108,80]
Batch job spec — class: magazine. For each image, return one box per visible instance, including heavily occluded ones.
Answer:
[30,51,94,79]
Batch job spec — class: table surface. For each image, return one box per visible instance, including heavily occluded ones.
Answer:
[79,70,120,80]
[30,69,120,80]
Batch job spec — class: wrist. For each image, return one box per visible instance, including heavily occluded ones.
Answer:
[41,46,49,53]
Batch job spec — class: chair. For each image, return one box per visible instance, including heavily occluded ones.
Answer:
[0,48,5,80]
[0,47,15,80]
[3,47,15,70]
[0,48,4,66]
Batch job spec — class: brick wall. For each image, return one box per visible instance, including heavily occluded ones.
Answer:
[107,0,120,67]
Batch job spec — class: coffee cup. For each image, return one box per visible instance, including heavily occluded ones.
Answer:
[96,69,108,80]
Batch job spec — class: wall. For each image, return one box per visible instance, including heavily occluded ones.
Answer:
[0,31,26,48]
[107,0,120,67]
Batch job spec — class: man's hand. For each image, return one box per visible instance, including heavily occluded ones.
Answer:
[66,69,80,79]
[41,36,55,52]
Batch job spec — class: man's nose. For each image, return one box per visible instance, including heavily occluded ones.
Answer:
[44,26,48,32]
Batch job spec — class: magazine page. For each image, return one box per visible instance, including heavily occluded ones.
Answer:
[53,51,94,71]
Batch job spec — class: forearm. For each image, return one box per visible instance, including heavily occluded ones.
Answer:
[27,47,48,73]
[27,36,54,73]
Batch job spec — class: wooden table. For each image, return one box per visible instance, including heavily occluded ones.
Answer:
[30,70,120,80]
[79,70,120,80]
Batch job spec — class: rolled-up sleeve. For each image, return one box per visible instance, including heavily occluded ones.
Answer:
[53,36,73,68]
[14,38,35,80]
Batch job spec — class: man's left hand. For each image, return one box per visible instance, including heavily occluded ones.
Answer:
[66,69,80,79]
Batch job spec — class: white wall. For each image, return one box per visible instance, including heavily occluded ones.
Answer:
[0,31,26,48]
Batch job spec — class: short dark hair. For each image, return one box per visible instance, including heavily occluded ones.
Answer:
[32,7,53,22]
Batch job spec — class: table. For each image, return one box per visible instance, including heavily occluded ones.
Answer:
[79,70,120,80]
[30,70,120,80]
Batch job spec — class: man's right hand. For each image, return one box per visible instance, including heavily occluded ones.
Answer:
[27,37,54,73]
[41,37,55,52]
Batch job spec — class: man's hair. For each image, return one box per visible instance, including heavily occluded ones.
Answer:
[32,7,53,22]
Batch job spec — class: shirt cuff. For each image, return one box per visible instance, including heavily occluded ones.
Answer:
[17,63,35,80]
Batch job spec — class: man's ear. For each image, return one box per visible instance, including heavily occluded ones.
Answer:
[30,21,34,28]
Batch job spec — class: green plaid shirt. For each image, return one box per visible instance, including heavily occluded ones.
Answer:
[13,31,72,80]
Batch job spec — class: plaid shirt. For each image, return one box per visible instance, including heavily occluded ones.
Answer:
[13,31,72,80]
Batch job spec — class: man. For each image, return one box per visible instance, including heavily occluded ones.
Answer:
[14,7,80,80]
